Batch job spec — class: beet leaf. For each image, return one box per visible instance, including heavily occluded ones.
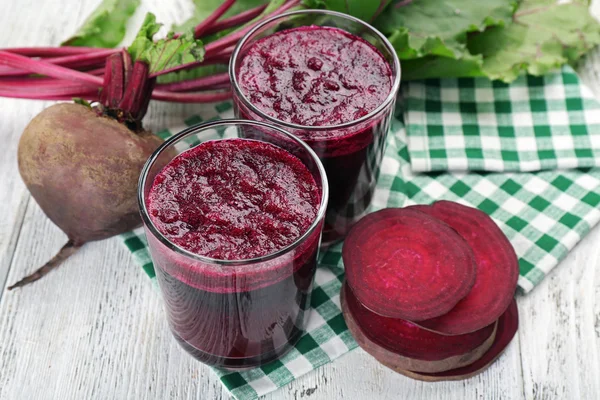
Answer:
[61,0,140,48]
[469,0,600,82]
[375,0,600,82]
[128,14,205,74]
[374,0,514,60]
[304,0,393,22]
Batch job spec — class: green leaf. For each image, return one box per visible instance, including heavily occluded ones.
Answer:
[401,54,486,81]
[174,0,268,33]
[61,0,140,48]
[303,0,393,23]
[374,0,515,60]
[468,0,600,82]
[127,13,162,61]
[128,13,205,74]
[159,0,285,84]
[73,98,93,108]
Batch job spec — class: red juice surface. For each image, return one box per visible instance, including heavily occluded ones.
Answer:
[235,26,395,243]
[147,139,322,368]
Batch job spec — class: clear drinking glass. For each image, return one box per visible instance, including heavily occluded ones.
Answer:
[229,9,401,245]
[138,120,328,369]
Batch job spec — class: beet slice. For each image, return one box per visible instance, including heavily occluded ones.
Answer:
[342,208,476,321]
[390,299,519,381]
[408,201,519,335]
[341,282,497,373]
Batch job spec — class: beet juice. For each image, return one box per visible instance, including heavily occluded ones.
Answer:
[139,122,328,369]
[230,10,401,244]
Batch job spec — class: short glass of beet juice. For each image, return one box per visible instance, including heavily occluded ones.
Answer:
[138,120,328,369]
[229,10,401,245]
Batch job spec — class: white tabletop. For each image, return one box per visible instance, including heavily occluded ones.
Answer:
[1,1,599,399]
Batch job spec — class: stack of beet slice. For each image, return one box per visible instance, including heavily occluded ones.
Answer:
[341,201,520,380]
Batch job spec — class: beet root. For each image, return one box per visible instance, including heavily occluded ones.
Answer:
[342,208,476,321]
[408,201,519,335]
[341,282,497,374]
[391,299,519,381]
[10,103,164,289]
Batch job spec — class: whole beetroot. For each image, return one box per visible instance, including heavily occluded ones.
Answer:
[4,19,214,290]
[9,102,163,289]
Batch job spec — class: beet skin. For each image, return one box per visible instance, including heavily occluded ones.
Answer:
[11,103,164,289]
[341,282,497,374]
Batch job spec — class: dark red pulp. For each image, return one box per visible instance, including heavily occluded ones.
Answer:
[148,139,319,261]
[402,299,519,380]
[343,283,496,361]
[236,26,394,243]
[146,139,321,368]
[408,201,519,335]
[342,208,476,321]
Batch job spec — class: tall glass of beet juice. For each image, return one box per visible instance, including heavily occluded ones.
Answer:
[138,120,328,369]
[230,10,401,245]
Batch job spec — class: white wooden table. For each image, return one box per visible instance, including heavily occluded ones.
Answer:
[1,1,599,399]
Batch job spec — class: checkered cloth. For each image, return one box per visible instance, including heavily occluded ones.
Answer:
[122,65,600,399]
[404,66,600,172]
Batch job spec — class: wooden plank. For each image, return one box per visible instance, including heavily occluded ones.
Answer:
[0,200,227,399]
[263,342,524,400]
[0,0,60,300]
[0,0,599,399]
[517,225,600,400]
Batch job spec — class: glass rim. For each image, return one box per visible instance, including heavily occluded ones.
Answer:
[138,118,329,266]
[228,9,402,132]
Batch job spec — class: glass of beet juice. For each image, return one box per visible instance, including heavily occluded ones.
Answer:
[229,10,401,245]
[138,120,328,369]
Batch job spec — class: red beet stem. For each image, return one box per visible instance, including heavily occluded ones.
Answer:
[0,49,116,77]
[0,87,230,103]
[194,0,237,38]
[150,0,300,78]
[0,50,102,86]
[204,0,300,54]
[202,82,231,91]
[200,4,267,37]
[122,50,133,88]
[151,89,232,103]
[0,78,97,95]
[87,67,106,76]
[155,72,230,92]
[118,60,155,123]
[0,88,99,100]
[197,56,230,65]
[0,0,300,103]
[204,46,235,62]
[2,46,108,57]
[101,53,125,108]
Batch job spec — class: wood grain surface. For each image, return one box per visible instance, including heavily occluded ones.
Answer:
[0,1,598,399]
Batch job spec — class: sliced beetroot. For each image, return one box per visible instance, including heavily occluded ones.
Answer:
[390,299,519,381]
[341,282,497,373]
[408,201,519,335]
[342,208,476,321]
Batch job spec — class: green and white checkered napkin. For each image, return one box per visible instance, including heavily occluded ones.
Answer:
[121,65,600,399]
[404,66,600,172]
